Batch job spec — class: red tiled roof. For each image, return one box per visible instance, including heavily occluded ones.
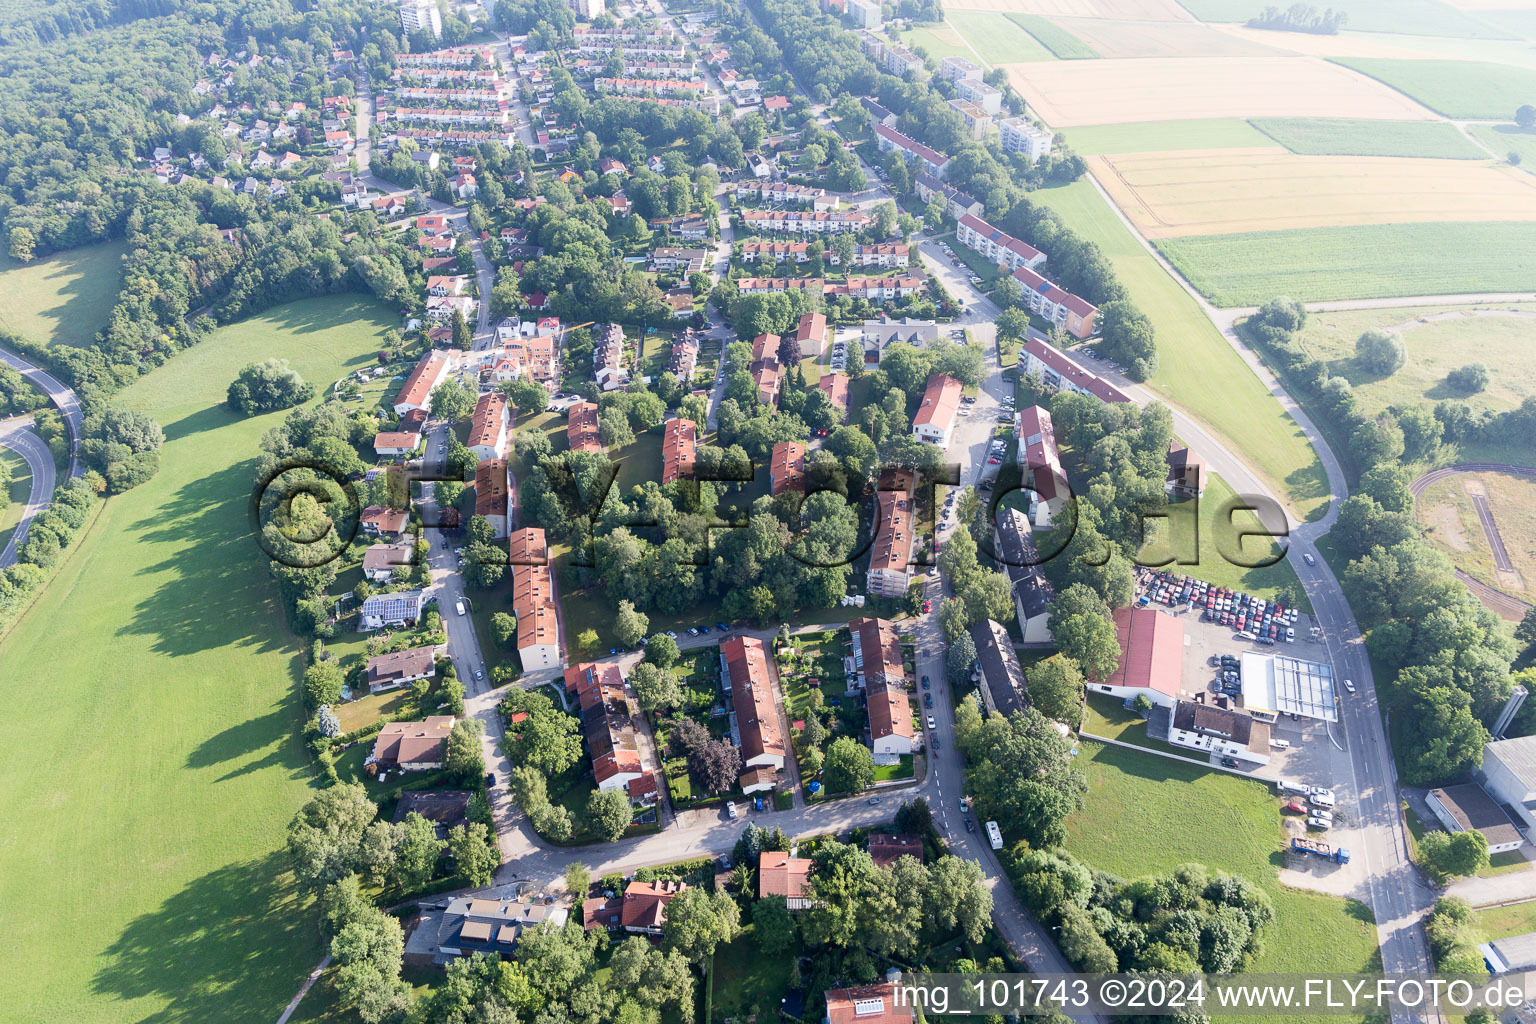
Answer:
[825,982,914,1024]
[769,441,805,495]
[723,636,784,766]
[362,505,410,534]
[509,527,558,656]
[567,401,603,453]
[474,459,508,519]
[912,373,961,433]
[394,352,447,410]
[868,481,914,576]
[868,833,923,870]
[758,851,812,898]
[1106,606,1185,698]
[661,419,696,485]
[1016,404,1063,502]
[469,391,508,450]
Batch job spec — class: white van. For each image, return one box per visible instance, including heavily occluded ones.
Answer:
[1270,738,1291,750]
[1309,792,1336,810]
[455,600,466,616]
[1278,780,1309,796]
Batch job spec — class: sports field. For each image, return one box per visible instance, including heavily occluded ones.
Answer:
[1063,118,1273,155]
[1417,471,1536,598]
[0,294,392,1024]
[1002,12,1097,57]
[1175,0,1510,37]
[1049,15,1273,57]
[1248,117,1485,158]
[941,0,1192,18]
[1155,221,1536,306]
[1066,740,1382,1024]
[1089,150,1536,237]
[1031,180,1330,521]
[946,9,1057,62]
[1335,57,1536,119]
[0,241,125,349]
[1006,56,1437,127]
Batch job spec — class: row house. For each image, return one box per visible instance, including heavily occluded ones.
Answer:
[736,277,825,296]
[1016,403,1067,525]
[867,472,916,599]
[722,636,786,787]
[661,418,697,485]
[874,123,949,178]
[391,107,509,127]
[573,41,688,60]
[474,458,510,537]
[666,329,700,382]
[390,66,501,87]
[738,241,907,268]
[396,47,492,69]
[468,391,511,460]
[593,77,708,98]
[849,617,914,762]
[394,87,507,106]
[593,323,629,392]
[567,401,604,454]
[391,127,518,148]
[750,332,783,409]
[1012,266,1101,339]
[769,440,805,496]
[999,117,1054,161]
[956,213,1047,272]
[738,209,869,235]
[733,181,833,210]
[564,662,645,794]
[829,276,925,301]
[510,527,561,671]
[914,173,984,221]
[856,243,909,268]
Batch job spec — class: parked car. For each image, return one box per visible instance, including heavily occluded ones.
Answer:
[485,772,496,788]
[1220,756,1241,768]
[1344,679,1356,694]
[1283,799,1308,814]
[868,796,881,805]
[927,715,937,730]
[924,693,933,708]
[726,802,738,819]
[1306,816,1332,831]
[964,818,975,832]
[922,600,932,612]
[921,675,929,688]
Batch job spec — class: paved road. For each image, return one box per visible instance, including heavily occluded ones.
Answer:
[0,418,55,568]
[0,342,82,479]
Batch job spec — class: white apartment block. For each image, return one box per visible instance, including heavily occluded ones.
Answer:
[948,98,991,140]
[999,117,1054,161]
[955,76,1002,116]
[938,55,983,83]
[846,0,882,28]
[400,0,442,39]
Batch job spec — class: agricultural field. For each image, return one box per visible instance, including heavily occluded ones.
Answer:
[899,21,974,61]
[1047,16,1272,57]
[0,446,32,555]
[0,241,125,349]
[1335,57,1536,119]
[940,0,1193,19]
[1469,123,1536,171]
[1248,117,1485,158]
[1417,470,1536,599]
[1001,12,1097,57]
[946,9,1057,62]
[1030,180,1331,521]
[1006,56,1437,127]
[1065,740,1382,1018]
[1089,150,1536,237]
[1175,0,1512,37]
[0,294,393,1024]
[1062,118,1273,155]
[1156,221,1536,306]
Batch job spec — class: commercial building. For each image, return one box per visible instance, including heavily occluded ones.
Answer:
[992,507,1054,645]
[867,474,915,599]
[999,117,1054,161]
[956,214,1047,272]
[1090,606,1186,709]
[509,526,561,671]
[849,617,914,762]
[661,418,697,485]
[1016,404,1066,525]
[1011,266,1100,339]
[971,618,1028,719]
[911,373,962,446]
[722,636,786,780]
[474,458,509,538]
[769,440,806,495]
[1479,735,1536,837]
[1238,652,1338,724]
[1018,338,1129,402]
[1167,699,1272,766]
[1427,784,1525,854]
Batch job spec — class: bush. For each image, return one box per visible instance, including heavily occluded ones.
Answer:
[1445,362,1489,394]
[1355,329,1406,376]
[227,358,316,415]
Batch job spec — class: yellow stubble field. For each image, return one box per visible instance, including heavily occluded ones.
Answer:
[940,0,1192,20]
[1006,55,1438,126]
[1086,148,1536,237]
[1051,17,1278,58]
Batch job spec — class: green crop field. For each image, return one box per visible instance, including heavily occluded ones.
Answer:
[1334,58,1536,119]
[0,241,126,349]
[1062,118,1272,156]
[899,22,973,62]
[1176,0,1508,38]
[0,446,32,555]
[0,294,393,1024]
[1156,222,1536,307]
[1002,12,1096,58]
[1066,740,1382,1023]
[1469,124,1536,172]
[1248,118,1484,159]
[947,10,1055,64]
[1031,180,1331,521]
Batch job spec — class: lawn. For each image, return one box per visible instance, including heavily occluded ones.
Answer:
[1137,471,1312,612]
[1176,0,1509,38]
[899,22,973,62]
[0,241,126,349]
[1031,179,1330,521]
[1002,12,1096,58]
[0,293,393,1024]
[1248,117,1484,159]
[946,9,1056,64]
[1062,118,1272,156]
[871,753,915,782]
[1065,740,1382,1019]
[0,445,33,556]
[1473,901,1536,942]
[1334,58,1536,119]
[1287,303,1536,428]
[1081,694,1188,755]
[1155,221,1536,306]
[1469,124,1536,173]
[710,928,790,1023]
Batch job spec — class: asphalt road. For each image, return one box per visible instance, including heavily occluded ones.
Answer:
[0,417,55,568]
[0,341,82,479]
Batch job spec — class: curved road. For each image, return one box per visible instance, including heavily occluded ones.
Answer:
[0,342,82,479]
[0,418,55,568]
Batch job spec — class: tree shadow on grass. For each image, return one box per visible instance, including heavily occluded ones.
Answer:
[117,459,297,661]
[186,704,309,783]
[160,403,241,446]
[93,851,323,1024]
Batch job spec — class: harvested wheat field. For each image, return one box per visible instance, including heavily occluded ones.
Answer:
[1052,17,1277,57]
[1008,56,1438,126]
[1088,149,1536,237]
[941,0,1192,20]
[1208,23,1458,59]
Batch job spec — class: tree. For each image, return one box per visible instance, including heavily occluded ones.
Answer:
[492,611,518,649]
[566,861,591,897]
[689,738,742,793]
[1397,680,1489,786]
[824,735,875,793]
[663,886,741,966]
[503,377,550,416]
[445,717,485,781]
[644,633,680,668]
[576,628,601,656]
[960,707,1086,848]
[1027,656,1085,729]
[430,377,475,421]
[392,812,447,891]
[1356,329,1406,376]
[533,803,574,841]
[330,906,408,1023]
[303,660,346,708]
[464,542,506,588]
[1446,363,1489,394]
[451,308,474,349]
[1051,599,1120,683]
[7,226,36,263]
[615,600,650,648]
[227,359,315,414]
[1418,829,1490,884]
[586,787,634,841]
[749,893,796,955]
[287,783,377,891]
[947,632,977,684]
[631,661,685,712]
[511,764,549,812]
[924,855,993,942]
[504,703,582,776]
[1517,104,1536,129]
[996,307,1029,343]
[449,823,499,887]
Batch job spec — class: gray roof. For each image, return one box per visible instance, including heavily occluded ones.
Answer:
[1430,783,1524,848]
[1488,931,1536,973]
[1487,735,1536,791]
[971,619,1027,719]
[361,589,424,621]
[993,508,1054,620]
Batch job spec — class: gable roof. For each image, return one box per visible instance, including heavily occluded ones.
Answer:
[758,851,813,898]
[372,715,453,766]
[1105,606,1185,697]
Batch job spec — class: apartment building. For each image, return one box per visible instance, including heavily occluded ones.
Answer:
[956,214,1047,273]
[874,123,949,178]
[999,117,1054,161]
[911,373,962,446]
[509,526,561,670]
[1011,266,1101,339]
[867,473,916,598]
